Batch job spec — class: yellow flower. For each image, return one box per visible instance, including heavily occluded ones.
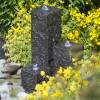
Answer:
[63,67,72,79]
[35,84,42,91]
[90,33,98,40]
[25,15,30,21]
[51,90,63,97]
[14,27,21,33]
[49,76,54,82]
[74,30,80,38]
[69,82,76,92]
[72,57,76,62]
[74,71,80,78]
[27,94,34,100]
[85,17,91,24]
[47,81,52,86]
[18,8,26,16]
[96,41,100,45]
[74,71,81,84]
[94,19,98,24]
[67,32,74,40]
[57,67,63,74]
[30,4,36,8]
[43,0,49,5]
[40,71,45,76]
[42,91,48,97]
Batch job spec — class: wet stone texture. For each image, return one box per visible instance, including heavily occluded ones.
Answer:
[31,6,62,70]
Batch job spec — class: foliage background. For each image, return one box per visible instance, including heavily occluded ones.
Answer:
[1,0,100,37]
[1,0,100,66]
[0,0,17,36]
[0,0,100,100]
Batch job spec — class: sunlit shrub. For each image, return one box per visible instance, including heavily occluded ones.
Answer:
[62,7,100,57]
[4,6,32,66]
[0,0,17,36]
[27,67,87,100]
[1,0,99,37]
[27,53,100,100]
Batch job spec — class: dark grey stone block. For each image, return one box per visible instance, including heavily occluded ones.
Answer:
[21,64,50,93]
[0,37,5,59]
[53,43,71,67]
[49,43,71,75]
[0,37,5,47]
[0,48,5,59]
[21,65,38,93]
[31,6,62,70]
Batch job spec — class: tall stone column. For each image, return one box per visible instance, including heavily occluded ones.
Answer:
[31,5,62,71]
[21,5,62,93]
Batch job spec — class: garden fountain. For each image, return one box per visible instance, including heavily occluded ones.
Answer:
[21,5,73,93]
[0,5,83,99]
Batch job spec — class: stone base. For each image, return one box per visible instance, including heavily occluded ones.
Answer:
[21,65,49,93]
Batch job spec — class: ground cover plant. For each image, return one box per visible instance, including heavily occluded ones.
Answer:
[26,53,100,100]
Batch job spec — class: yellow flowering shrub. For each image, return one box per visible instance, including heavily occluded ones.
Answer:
[27,53,100,100]
[62,7,100,51]
[27,67,86,100]
[27,68,82,100]
[76,53,100,79]
[4,5,34,66]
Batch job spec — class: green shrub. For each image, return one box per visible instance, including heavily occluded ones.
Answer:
[0,0,17,36]
[0,0,99,37]
[0,0,44,37]
[4,6,32,66]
